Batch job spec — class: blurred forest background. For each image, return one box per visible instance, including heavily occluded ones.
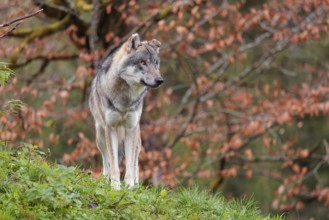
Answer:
[1,0,329,219]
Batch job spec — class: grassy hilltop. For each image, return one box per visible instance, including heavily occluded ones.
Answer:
[0,145,283,220]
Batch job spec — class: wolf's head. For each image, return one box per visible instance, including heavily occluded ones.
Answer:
[117,33,163,88]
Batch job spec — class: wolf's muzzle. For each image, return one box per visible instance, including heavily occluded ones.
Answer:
[140,78,164,88]
[155,77,164,86]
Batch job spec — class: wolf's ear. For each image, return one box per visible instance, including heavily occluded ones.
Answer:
[149,39,161,53]
[127,33,141,51]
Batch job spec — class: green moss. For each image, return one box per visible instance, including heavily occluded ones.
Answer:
[0,144,283,220]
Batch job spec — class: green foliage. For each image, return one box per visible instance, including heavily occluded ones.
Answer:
[0,62,14,87]
[0,99,24,115]
[0,62,23,115]
[0,144,282,220]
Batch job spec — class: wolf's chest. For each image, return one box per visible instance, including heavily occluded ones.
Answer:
[106,88,147,113]
[105,107,142,128]
[115,94,135,108]
[107,95,141,113]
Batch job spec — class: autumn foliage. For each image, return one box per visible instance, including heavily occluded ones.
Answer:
[1,0,329,218]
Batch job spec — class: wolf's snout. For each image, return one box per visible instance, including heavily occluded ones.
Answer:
[155,77,164,85]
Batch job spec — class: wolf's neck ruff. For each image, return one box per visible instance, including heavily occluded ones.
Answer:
[106,87,147,114]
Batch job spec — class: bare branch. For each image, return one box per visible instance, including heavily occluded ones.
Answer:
[0,21,22,39]
[27,59,49,85]
[167,97,200,149]
[32,0,79,17]
[0,9,43,28]
[12,53,78,69]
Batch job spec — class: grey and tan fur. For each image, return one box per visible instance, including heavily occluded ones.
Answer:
[89,33,163,189]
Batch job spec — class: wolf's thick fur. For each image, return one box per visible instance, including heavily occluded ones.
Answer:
[89,33,163,189]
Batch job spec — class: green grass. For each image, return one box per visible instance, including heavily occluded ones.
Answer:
[0,144,283,220]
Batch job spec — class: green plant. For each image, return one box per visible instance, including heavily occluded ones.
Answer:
[0,62,23,115]
[0,144,283,220]
[0,62,14,86]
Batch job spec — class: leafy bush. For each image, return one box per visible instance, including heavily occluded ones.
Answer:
[0,62,23,115]
[0,144,283,220]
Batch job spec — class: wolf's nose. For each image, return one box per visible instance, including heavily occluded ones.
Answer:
[155,77,164,85]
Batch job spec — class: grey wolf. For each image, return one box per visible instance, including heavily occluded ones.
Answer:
[89,33,163,189]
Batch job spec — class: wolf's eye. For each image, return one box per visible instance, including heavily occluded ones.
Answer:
[140,60,147,66]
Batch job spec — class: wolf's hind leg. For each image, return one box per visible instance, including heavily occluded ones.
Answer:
[95,124,110,177]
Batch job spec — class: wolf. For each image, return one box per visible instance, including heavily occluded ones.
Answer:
[89,33,163,189]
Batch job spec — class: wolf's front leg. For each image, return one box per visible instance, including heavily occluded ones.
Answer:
[104,125,121,189]
[133,126,141,185]
[124,127,138,188]
[95,124,110,177]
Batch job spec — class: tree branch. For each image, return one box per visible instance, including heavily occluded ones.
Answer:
[27,59,49,85]
[0,9,43,39]
[0,22,22,39]
[0,9,43,28]
[12,53,78,69]
[10,15,71,64]
[102,2,173,59]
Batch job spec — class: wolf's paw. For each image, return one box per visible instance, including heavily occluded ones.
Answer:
[124,181,135,189]
[111,180,121,190]
[132,180,140,189]
[129,183,140,190]
[126,182,137,189]
[102,172,110,180]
